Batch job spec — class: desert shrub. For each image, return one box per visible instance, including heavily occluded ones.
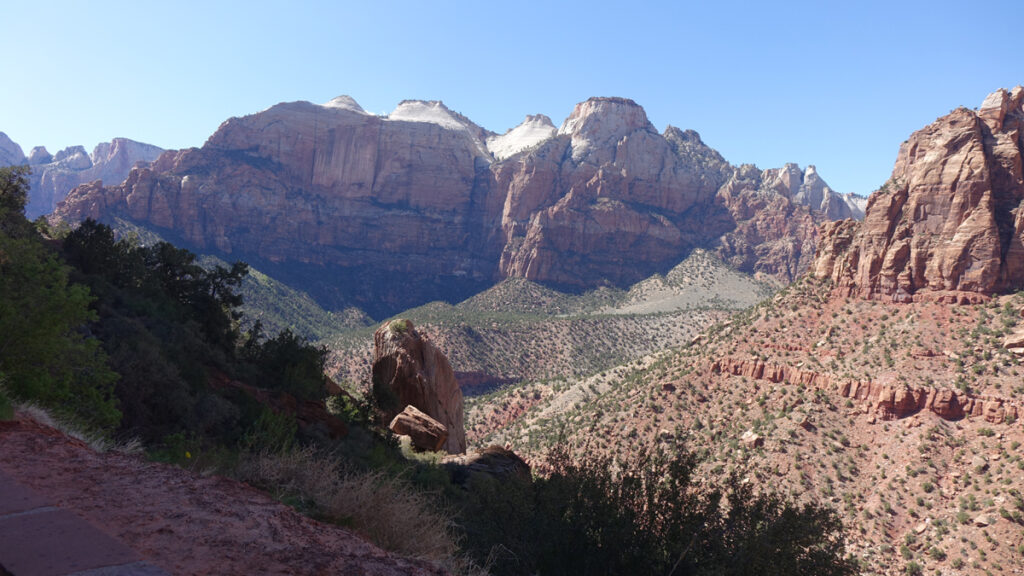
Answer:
[241,327,327,402]
[243,407,298,453]
[0,168,120,432]
[457,443,857,576]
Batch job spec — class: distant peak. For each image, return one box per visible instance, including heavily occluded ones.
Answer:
[522,114,555,127]
[558,97,654,161]
[487,114,557,160]
[323,95,366,113]
[978,86,1024,131]
[558,96,649,135]
[388,100,467,130]
[664,126,706,145]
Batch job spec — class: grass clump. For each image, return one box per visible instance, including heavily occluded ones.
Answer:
[236,447,464,566]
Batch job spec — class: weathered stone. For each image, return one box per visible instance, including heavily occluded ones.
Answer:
[741,429,764,448]
[372,320,466,454]
[814,87,1024,300]
[388,405,447,452]
[443,445,531,484]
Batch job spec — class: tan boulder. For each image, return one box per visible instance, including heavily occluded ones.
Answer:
[389,405,447,452]
[740,430,764,448]
[1003,326,1024,355]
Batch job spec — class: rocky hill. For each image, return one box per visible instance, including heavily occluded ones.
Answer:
[0,132,163,219]
[467,88,1024,576]
[52,95,856,317]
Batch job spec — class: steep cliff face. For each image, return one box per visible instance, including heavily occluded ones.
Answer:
[713,164,823,283]
[814,87,1024,300]
[53,94,854,314]
[495,99,734,288]
[0,135,164,219]
[57,98,504,316]
[0,132,25,166]
[762,163,865,220]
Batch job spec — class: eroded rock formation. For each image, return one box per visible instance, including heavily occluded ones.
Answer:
[709,356,1021,423]
[372,320,466,454]
[52,94,857,313]
[0,134,164,219]
[814,87,1024,301]
[389,405,448,452]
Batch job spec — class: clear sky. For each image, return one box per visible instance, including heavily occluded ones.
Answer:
[2,0,1021,194]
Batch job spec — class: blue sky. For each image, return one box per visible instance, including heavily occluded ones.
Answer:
[2,0,1021,194]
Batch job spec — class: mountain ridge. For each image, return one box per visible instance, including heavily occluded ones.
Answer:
[52,94,857,316]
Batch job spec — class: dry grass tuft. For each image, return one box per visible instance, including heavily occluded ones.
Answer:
[236,448,482,573]
[15,403,143,455]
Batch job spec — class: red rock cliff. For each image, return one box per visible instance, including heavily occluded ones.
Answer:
[814,87,1024,300]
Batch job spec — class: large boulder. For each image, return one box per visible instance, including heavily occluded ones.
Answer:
[389,404,448,452]
[371,320,466,454]
[443,445,532,484]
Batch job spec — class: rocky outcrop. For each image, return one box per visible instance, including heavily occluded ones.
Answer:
[0,135,164,219]
[372,320,466,454]
[443,445,531,484]
[712,164,826,282]
[56,97,500,316]
[52,94,856,313]
[709,356,1021,423]
[495,100,734,288]
[814,87,1024,300]
[389,405,448,452]
[762,163,866,220]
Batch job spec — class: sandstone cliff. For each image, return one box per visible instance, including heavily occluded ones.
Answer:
[0,134,164,219]
[494,99,734,288]
[52,94,855,314]
[0,132,25,166]
[813,87,1024,300]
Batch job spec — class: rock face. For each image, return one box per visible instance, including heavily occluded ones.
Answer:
[710,355,1021,424]
[762,163,866,220]
[495,100,734,288]
[389,404,448,452]
[713,164,826,282]
[0,135,164,219]
[0,132,25,166]
[814,87,1024,300]
[52,94,857,313]
[372,320,466,454]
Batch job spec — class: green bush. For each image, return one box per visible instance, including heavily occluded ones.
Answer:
[0,387,12,421]
[0,168,120,433]
[457,443,858,576]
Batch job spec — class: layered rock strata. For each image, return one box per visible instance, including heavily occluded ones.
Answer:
[0,133,164,219]
[709,356,1021,423]
[52,95,858,312]
[814,87,1024,301]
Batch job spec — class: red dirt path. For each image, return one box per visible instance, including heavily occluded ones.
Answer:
[0,414,448,576]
